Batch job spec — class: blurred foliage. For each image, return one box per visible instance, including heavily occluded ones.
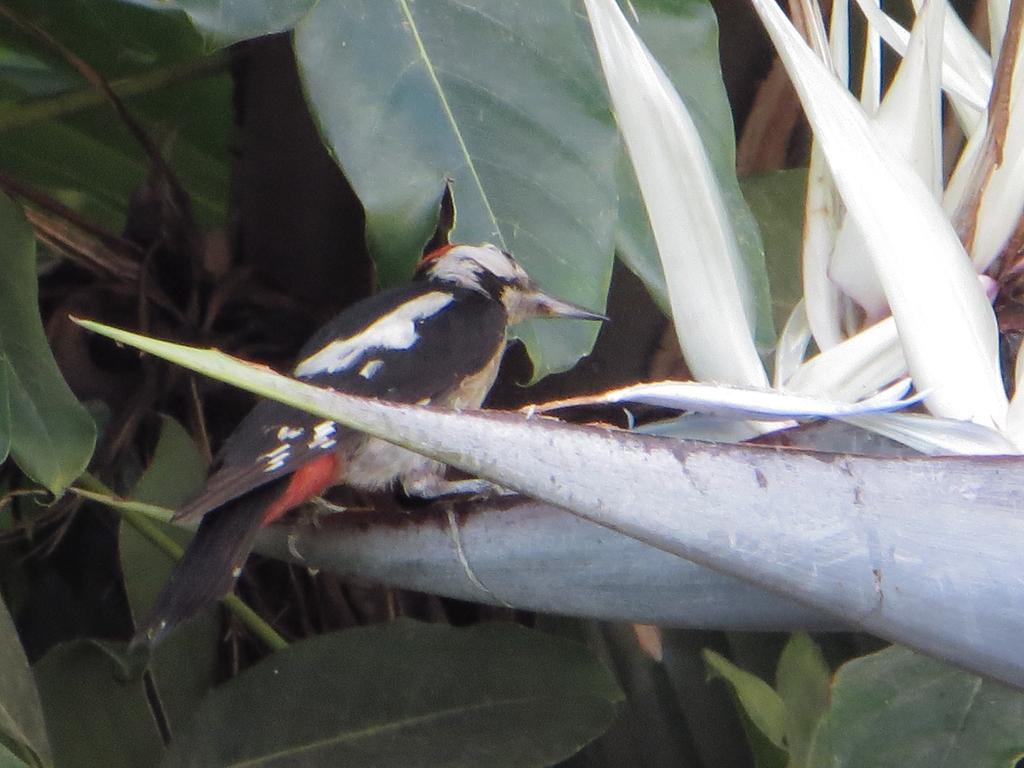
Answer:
[0,0,1014,766]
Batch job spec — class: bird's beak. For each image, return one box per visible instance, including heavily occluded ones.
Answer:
[510,283,608,323]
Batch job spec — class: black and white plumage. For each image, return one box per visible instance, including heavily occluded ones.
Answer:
[134,243,603,648]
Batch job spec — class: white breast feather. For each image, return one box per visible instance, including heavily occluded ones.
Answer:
[294,291,454,377]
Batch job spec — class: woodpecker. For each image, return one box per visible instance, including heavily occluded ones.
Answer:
[134,242,604,648]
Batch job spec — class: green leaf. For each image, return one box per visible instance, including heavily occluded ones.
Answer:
[0,3,231,228]
[0,741,31,768]
[0,194,95,494]
[294,0,619,380]
[613,0,774,349]
[775,633,829,768]
[0,356,10,465]
[0,0,205,77]
[115,0,318,50]
[33,641,163,768]
[540,621,707,767]
[704,649,788,768]
[0,595,51,768]
[0,120,146,227]
[103,72,233,227]
[0,72,231,229]
[121,415,216,732]
[807,646,1024,768]
[161,620,622,767]
[741,170,808,339]
[130,415,206,509]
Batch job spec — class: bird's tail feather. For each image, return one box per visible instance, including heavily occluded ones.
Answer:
[131,484,279,650]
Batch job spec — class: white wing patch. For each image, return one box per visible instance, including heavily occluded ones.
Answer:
[294,292,454,377]
[359,359,384,379]
[307,420,338,451]
[276,426,304,441]
[261,444,290,472]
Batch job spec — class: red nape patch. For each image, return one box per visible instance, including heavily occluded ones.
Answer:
[262,453,342,525]
[419,243,456,265]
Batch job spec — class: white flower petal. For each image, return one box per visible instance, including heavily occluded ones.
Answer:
[785,316,906,400]
[584,0,768,387]
[533,379,919,421]
[773,300,813,389]
[829,0,946,318]
[853,0,990,124]
[751,0,1007,427]
[844,412,1019,454]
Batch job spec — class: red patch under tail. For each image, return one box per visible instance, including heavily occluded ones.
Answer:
[262,452,341,524]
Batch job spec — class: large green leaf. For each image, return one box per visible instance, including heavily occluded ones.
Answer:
[33,641,163,768]
[808,646,1024,768]
[116,0,318,50]
[161,621,622,767]
[0,595,51,768]
[613,0,774,349]
[0,194,94,494]
[121,415,215,733]
[294,0,619,380]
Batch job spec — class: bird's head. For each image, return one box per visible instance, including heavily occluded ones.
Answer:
[416,242,605,325]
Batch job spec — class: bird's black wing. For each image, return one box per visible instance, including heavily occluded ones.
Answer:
[175,285,507,521]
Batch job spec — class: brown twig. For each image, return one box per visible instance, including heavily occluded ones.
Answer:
[953,0,1024,255]
[787,0,832,62]
[26,207,139,281]
[0,170,138,257]
[737,58,803,174]
[0,173,186,320]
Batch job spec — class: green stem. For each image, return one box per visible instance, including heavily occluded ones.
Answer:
[0,56,227,132]
[75,473,289,652]
[223,594,289,652]
[9,737,41,768]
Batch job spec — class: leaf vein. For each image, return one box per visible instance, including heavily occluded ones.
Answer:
[228,694,570,767]
[397,0,504,248]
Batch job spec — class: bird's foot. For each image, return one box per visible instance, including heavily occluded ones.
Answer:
[401,475,515,501]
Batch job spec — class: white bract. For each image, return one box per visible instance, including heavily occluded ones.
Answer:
[585,0,1024,454]
[584,0,768,389]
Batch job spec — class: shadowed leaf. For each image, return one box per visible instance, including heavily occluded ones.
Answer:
[34,641,162,768]
[161,621,622,767]
[121,415,215,733]
[0,595,51,768]
[808,646,1024,767]
[294,0,618,379]
[0,194,94,494]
